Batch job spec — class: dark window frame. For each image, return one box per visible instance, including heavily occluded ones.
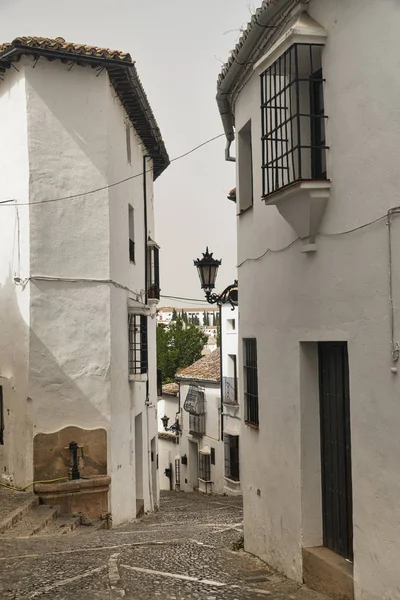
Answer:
[261,43,328,197]
[224,434,240,481]
[147,245,160,299]
[129,205,135,263]
[199,453,211,482]
[128,314,148,375]
[244,338,259,427]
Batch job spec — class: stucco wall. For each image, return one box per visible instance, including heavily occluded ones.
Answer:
[158,394,179,491]
[179,381,225,494]
[234,1,400,597]
[0,56,160,523]
[0,66,33,487]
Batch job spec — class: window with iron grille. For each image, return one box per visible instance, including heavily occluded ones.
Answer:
[244,338,259,426]
[128,314,148,375]
[224,434,239,481]
[189,413,206,437]
[147,244,160,299]
[261,43,327,197]
[175,458,181,488]
[198,453,211,481]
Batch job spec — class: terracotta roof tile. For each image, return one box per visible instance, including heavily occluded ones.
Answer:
[0,36,133,63]
[0,36,169,178]
[162,382,179,396]
[177,348,220,383]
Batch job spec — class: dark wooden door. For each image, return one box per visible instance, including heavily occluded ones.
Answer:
[318,342,353,560]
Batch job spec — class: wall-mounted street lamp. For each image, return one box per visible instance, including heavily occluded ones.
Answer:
[161,414,181,434]
[194,247,238,309]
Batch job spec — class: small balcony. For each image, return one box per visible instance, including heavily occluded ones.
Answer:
[223,377,238,405]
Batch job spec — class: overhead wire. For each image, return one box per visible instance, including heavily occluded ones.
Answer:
[0,133,226,208]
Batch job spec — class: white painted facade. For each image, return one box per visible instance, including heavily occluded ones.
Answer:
[0,50,167,524]
[157,388,179,491]
[221,304,240,495]
[218,1,400,598]
[178,379,225,495]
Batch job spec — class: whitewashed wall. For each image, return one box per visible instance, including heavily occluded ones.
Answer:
[179,380,225,494]
[0,56,160,524]
[157,394,179,491]
[234,1,400,598]
[0,66,32,487]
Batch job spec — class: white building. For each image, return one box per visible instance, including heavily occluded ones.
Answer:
[157,382,179,491]
[220,304,240,495]
[0,36,169,525]
[177,349,225,494]
[217,2,400,599]
[157,306,219,327]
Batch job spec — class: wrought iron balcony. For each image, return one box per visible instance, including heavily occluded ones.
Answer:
[223,376,238,405]
[189,413,206,437]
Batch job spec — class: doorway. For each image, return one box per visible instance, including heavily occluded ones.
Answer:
[188,440,199,490]
[318,342,353,560]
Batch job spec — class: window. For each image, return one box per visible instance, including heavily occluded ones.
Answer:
[126,121,131,164]
[238,120,253,212]
[147,243,160,299]
[199,453,211,482]
[224,434,239,481]
[261,44,327,197]
[223,354,238,405]
[244,338,259,426]
[189,413,206,437]
[129,205,135,262]
[128,314,148,375]
[0,387,3,445]
[157,368,162,397]
[227,318,236,332]
[211,447,215,465]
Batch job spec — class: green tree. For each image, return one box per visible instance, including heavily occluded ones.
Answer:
[171,308,177,321]
[157,318,208,382]
[203,311,209,326]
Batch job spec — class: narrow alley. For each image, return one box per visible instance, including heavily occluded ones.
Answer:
[0,492,329,600]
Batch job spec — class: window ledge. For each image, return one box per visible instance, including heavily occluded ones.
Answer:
[198,478,213,484]
[129,373,148,383]
[245,420,259,430]
[224,477,241,487]
[263,180,331,245]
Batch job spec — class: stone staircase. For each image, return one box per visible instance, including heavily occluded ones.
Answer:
[0,491,108,538]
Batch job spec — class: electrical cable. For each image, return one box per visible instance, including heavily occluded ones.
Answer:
[237,213,388,267]
[160,294,209,303]
[0,133,226,208]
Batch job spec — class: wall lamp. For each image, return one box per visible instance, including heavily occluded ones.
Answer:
[194,247,238,309]
[161,414,181,433]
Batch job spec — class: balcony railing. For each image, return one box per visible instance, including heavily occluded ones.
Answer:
[223,376,238,405]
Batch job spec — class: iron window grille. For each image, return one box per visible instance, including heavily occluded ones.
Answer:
[157,368,162,397]
[189,413,206,437]
[244,338,259,426]
[175,458,181,488]
[224,434,240,481]
[147,244,160,299]
[199,453,211,482]
[261,43,328,197]
[128,314,148,375]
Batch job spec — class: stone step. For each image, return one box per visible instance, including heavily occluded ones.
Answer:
[37,514,83,536]
[0,493,39,534]
[2,504,60,538]
[72,518,109,535]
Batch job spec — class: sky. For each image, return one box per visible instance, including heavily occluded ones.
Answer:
[0,0,255,306]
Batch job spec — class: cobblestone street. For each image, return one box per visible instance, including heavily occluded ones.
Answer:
[0,492,329,600]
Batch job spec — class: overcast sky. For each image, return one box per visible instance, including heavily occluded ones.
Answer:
[0,0,253,306]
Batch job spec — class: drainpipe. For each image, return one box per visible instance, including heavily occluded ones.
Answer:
[143,153,154,511]
[216,0,296,161]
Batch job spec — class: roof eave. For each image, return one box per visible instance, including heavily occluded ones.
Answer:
[0,43,170,179]
[216,0,295,142]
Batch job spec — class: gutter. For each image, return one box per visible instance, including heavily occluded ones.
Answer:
[215,0,296,160]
